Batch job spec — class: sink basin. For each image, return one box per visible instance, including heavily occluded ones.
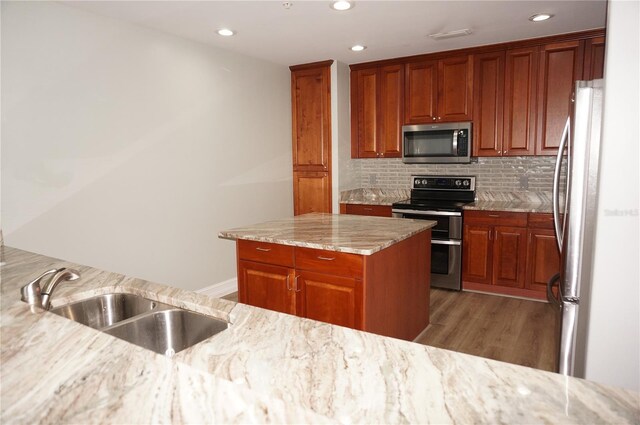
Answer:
[103,309,228,356]
[49,293,229,356]
[49,293,171,330]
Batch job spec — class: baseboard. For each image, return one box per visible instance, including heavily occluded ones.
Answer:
[196,277,238,298]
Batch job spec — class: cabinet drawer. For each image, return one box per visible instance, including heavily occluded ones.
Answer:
[344,204,393,217]
[237,240,294,267]
[528,213,555,229]
[295,247,363,278]
[464,210,528,227]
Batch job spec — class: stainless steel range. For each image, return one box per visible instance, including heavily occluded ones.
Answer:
[392,176,476,290]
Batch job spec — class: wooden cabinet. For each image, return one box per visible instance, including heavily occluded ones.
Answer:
[473,51,505,157]
[503,47,539,156]
[290,61,333,214]
[525,213,561,293]
[297,271,362,329]
[351,64,403,158]
[536,41,585,155]
[341,203,392,217]
[583,36,606,80]
[463,210,557,300]
[492,226,528,288]
[404,55,473,124]
[472,34,603,158]
[235,230,431,341]
[293,172,331,216]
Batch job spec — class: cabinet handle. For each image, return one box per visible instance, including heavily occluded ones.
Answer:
[317,256,336,261]
[437,117,441,120]
[286,275,292,291]
[294,275,301,292]
[498,150,502,154]
[363,207,373,211]
[488,214,500,218]
[255,247,271,252]
[432,117,436,121]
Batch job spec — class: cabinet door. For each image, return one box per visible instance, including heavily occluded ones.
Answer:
[238,260,296,315]
[462,224,493,285]
[296,271,362,329]
[293,171,331,215]
[492,226,527,288]
[438,55,473,122]
[352,68,378,158]
[504,47,538,156]
[404,60,438,124]
[536,41,585,155]
[525,229,560,292]
[583,36,606,80]
[473,51,505,157]
[291,65,331,171]
[378,64,404,157]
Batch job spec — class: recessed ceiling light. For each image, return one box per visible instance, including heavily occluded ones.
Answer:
[331,1,353,11]
[350,45,366,52]
[529,13,553,22]
[217,28,235,37]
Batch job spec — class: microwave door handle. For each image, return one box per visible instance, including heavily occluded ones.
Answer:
[452,130,459,154]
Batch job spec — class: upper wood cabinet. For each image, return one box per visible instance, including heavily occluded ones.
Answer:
[503,47,539,156]
[291,62,331,171]
[291,61,332,215]
[472,51,505,157]
[351,64,403,158]
[536,40,585,155]
[404,55,473,124]
[583,36,606,80]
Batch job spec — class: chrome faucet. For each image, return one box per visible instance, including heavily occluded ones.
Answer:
[20,268,81,310]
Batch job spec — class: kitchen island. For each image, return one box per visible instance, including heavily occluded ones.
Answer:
[1,246,638,423]
[219,213,435,340]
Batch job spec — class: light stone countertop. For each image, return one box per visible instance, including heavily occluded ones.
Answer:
[218,213,435,255]
[1,246,639,424]
[339,188,410,206]
[464,200,554,213]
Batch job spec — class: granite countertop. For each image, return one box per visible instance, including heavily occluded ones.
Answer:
[339,188,410,206]
[218,213,435,255]
[1,246,639,424]
[464,200,554,213]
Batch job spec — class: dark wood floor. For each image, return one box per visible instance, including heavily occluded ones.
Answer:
[416,289,558,372]
[222,289,557,372]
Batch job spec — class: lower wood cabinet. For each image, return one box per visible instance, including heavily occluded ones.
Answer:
[463,210,559,300]
[340,203,392,217]
[235,231,431,341]
[297,271,362,329]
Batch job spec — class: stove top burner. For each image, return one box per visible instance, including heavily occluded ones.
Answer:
[391,175,477,212]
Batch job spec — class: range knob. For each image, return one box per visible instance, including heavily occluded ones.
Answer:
[455,180,462,186]
[421,179,428,185]
[463,180,470,187]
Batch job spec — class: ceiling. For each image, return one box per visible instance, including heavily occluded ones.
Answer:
[64,1,607,66]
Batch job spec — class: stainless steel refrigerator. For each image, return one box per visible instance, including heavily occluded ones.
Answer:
[548,79,604,377]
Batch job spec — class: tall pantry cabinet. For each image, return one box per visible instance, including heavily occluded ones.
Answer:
[290,60,333,215]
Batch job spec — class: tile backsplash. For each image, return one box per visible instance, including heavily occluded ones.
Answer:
[351,156,563,193]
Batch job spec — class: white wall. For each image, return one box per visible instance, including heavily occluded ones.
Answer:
[585,0,640,391]
[1,2,292,291]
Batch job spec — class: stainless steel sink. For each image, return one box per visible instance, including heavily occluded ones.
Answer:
[48,293,229,356]
[49,293,170,329]
[103,309,229,356]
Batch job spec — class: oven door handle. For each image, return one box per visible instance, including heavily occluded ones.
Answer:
[431,239,461,246]
[391,209,461,217]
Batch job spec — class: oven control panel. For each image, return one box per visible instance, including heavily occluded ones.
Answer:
[412,176,476,191]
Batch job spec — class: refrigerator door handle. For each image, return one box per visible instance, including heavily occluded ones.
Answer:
[553,117,570,252]
[546,272,562,307]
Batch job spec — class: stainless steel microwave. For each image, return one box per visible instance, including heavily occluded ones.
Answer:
[402,122,472,164]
